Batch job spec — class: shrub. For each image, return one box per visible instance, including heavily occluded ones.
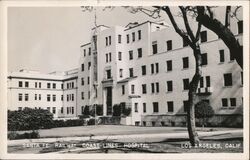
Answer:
[87,118,96,125]
[195,101,215,127]
[8,131,40,140]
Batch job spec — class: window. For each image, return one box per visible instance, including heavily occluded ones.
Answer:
[24,93,28,101]
[61,84,63,89]
[201,53,208,65]
[18,93,22,101]
[52,107,56,114]
[183,57,189,69]
[72,107,74,114]
[132,32,135,42]
[88,76,90,84]
[61,107,63,114]
[153,102,159,113]
[241,72,243,85]
[47,94,51,101]
[53,83,56,89]
[219,50,225,63]
[143,103,146,113]
[109,52,112,62]
[222,98,228,107]
[39,82,41,88]
[118,52,122,61]
[167,101,174,112]
[81,92,84,100]
[18,81,23,87]
[18,107,22,111]
[230,98,236,107]
[67,95,69,101]
[35,82,37,88]
[134,103,138,112]
[81,64,84,71]
[224,73,233,86]
[61,95,63,101]
[129,68,134,77]
[167,40,172,51]
[131,85,135,94]
[106,53,108,63]
[39,94,41,100]
[119,69,123,78]
[200,77,204,88]
[155,63,159,73]
[138,30,141,40]
[200,31,207,42]
[88,91,90,99]
[184,100,189,112]
[84,49,86,56]
[166,60,172,71]
[89,47,91,55]
[122,85,125,95]
[105,37,108,46]
[25,81,29,88]
[118,34,122,43]
[152,41,158,54]
[72,82,74,88]
[106,69,111,79]
[53,95,56,101]
[141,65,146,75]
[67,107,69,114]
[183,78,189,90]
[156,82,159,93]
[151,83,155,93]
[88,62,91,70]
[151,64,154,74]
[81,78,84,86]
[129,50,133,60]
[72,94,74,101]
[138,48,142,58]
[108,36,111,45]
[35,94,37,100]
[183,38,188,47]
[47,107,51,112]
[238,20,243,34]
[229,52,235,61]
[166,81,173,92]
[142,84,147,94]
[126,34,129,43]
[206,76,211,87]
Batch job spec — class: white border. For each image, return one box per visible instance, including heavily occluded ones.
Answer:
[0,1,249,159]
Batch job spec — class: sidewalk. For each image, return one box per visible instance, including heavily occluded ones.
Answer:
[8,129,243,146]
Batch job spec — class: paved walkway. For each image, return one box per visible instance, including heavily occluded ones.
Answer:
[8,129,243,146]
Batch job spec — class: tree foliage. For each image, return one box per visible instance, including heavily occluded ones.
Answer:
[195,101,215,127]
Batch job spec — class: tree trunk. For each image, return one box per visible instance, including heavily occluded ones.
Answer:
[196,7,243,69]
[187,45,202,146]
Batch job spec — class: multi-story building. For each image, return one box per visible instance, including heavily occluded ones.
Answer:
[8,17,243,126]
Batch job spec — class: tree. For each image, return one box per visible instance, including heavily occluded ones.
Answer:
[195,101,215,128]
[196,6,243,68]
[83,105,90,116]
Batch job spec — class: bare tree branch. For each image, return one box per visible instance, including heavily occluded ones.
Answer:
[206,6,213,19]
[225,6,231,28]
[195,22,202,41]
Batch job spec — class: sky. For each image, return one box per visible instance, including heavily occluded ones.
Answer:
[8,6,170,73]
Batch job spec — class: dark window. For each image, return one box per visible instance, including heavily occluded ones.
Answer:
[119,69,123,78]
[106,53,108,63]
[106,69,111,79]
[206,76,211,87]
[128,68,133,77]
[142,84,147,94]
[138,30,141,40]
[122,85,125,95]
[131,85,135,94]
[129,50,133,60]
[105,37,108,46]
[88,76,90,84]
[109,52,112,62]
[88,62,91,70]
[81,92,84,99]
[18,93,22,101]
[151,83,155,93]
[134,103,138,112]
[156,82,159,93]
[61,95,63,101]
[167,81,173,92]
[183,38,188,47]
[184,100,189,112]
[183,78,189,90]
[109,36,111,45]
[39,82,41,88]
[153,102,159,113]
[224,73,233,86]
[25,81,29,88]
[141,65,146,75]
[155,63,159,73]
[72,82,74,88]
[183,57,189,69]
[35,82,37,88]
[222,98,228,107]
[118,34,122,43]
[126,34,129,43]
[88,91,90,99]
[81,78,84,86]
[47,83,50,89]
[238,20,243,34]
[230,98,236,107]
[35,94,37,100]
[84,49,86,56]
[52,107,56,114]
[201,53,208,65]
[167,101,174,112]
[138,48,142,58]
[167,40,172,51]
[53,83,56,89]
[61,84,63,89]
[166,60,172,71]
[200,77,204,88]
[219,50,225,63]
[152,42,158,54]
[47,94,50,102]
[61,107,63,114]
[81,63,84,71]
[89,47,91,55]
[132,32,135,41]
[18,81,22,87]
[53,95,56,101]
[118,52,122,61]
[151,64,154,74]
[200,31,207,42]
[143,103,146,113]
[72,107,74,114]
[72,94,74,101]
